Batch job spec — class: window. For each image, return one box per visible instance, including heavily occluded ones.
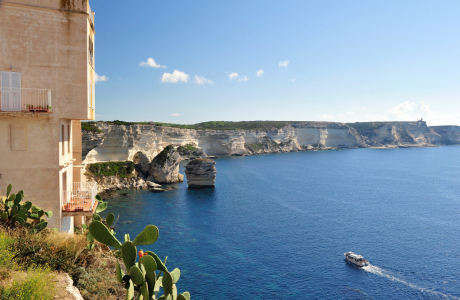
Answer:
[1,71,21,111]
[67,125,71,153]
[62,125,65,155]
[88,36,94,66]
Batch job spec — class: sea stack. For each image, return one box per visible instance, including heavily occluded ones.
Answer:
[184,158,217,187]
[148,145,184,183]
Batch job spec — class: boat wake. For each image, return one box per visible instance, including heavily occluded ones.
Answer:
[363,264,459,299]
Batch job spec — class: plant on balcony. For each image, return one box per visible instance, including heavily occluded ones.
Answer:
[89,217,190,300]
[26,104,51,112]
[1,184,52,233]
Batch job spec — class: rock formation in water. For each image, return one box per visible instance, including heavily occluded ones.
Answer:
[185,158,217,187]
[148,145,184,183]
[81,121,460,164]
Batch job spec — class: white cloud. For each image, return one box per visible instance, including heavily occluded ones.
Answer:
[139,57,166,68]
[256,69,264,77]
[388,101,427,120]
[161,70,190,83]
[289,78,296,82]
[388,101,460,125]
[229,72,239,80]
[279,60,289,67]
[194,75,214,85]
[346,112,355,115]
[172,113,180,117]
[237,76,249,82]
[318,114,333,119]
[94,73,108,83]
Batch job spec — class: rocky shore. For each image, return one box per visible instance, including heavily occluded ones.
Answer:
[80,121,460,194]
[81,121,460,164]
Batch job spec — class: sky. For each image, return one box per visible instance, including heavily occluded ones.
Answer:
[90,0,460,126]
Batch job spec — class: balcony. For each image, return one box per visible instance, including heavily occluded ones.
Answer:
[62,182,98,217]
[0,88,52,117]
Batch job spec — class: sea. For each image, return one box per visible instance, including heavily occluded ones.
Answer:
[102,146,460,299]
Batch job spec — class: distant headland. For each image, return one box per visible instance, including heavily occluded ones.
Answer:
[81,120,460,164]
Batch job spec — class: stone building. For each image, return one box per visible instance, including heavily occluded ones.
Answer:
[0,0,98,232]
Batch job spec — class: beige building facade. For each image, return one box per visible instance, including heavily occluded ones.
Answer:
[0,0,97,232]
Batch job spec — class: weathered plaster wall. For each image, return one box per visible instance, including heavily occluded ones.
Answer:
[0,1,95,230]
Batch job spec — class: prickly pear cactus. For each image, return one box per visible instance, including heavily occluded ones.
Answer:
[89,219,190,299]
[1,184,52,232]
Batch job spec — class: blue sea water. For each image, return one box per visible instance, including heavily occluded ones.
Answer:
[103,146,460,299]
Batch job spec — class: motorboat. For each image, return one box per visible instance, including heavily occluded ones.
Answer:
[344,252,369,267]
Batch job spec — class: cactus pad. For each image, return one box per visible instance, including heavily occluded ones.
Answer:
[132,225,159,246]
[122,241,137,270]
[88,220,122,248]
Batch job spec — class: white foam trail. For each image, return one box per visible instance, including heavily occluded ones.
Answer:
[363,264,459,299]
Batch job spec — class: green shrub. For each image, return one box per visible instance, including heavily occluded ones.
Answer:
[0,232,16,280]
[177,144,197,155]
[250,143,264,151]
[0,265,56,300]
[81,122,103,133]
[87,161,135,178]
[0,232,57,300]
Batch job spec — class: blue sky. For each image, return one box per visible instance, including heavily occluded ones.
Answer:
[91,0,460,125]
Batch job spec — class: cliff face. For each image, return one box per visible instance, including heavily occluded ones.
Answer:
[353,122,440,147]
[81,122,460,163]
[429,126,460,145]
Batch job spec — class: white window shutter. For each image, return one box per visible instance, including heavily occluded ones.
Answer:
[11,72,21,89]
[11,72,21,111]
[1,72,11,111]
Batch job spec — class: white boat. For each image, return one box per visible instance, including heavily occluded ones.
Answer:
[344,252,369,267]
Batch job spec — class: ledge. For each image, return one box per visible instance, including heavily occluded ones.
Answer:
[62,199,98,217]
[0,111,54,119]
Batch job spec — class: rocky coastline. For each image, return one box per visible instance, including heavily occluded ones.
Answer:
[81,121,460,194]
[82,121,460,162]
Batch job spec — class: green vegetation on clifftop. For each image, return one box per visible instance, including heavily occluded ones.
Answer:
[81,122,102,133]
[94,120,311,130]
[87,161,135,178]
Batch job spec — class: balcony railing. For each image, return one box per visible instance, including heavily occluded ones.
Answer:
[0,88,52,113]
[62,182,97,213]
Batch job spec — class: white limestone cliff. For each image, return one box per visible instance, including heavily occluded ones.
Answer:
[81,122,460,164]
[82,122,365,163]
